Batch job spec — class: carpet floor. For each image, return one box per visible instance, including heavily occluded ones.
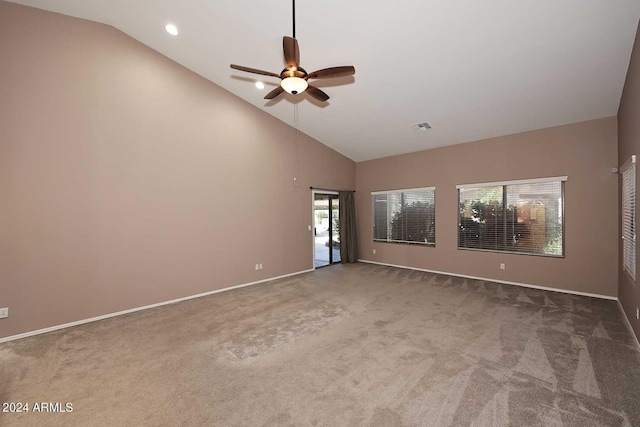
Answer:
[1,263,640,426]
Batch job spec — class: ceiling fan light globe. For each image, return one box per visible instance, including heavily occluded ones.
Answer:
[281,77,308,95]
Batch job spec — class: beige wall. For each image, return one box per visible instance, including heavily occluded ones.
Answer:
[618,21,640,343]
[0,2,355,339]
[356,118,619,297]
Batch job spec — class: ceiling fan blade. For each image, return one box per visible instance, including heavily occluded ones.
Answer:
[306,85,329,102]
[264,86,284,100]
[283,36,300,69]
[307,66,356,80]
[230,64,280,78]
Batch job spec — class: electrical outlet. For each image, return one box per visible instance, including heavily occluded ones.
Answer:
[636,307,639,320]
[0,308,8,319]
[500,263,505,270]
[373,249,376,255]
[259,264,263,270]
[254,264,259,271]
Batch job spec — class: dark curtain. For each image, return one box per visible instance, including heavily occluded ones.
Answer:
[339,191,358,263]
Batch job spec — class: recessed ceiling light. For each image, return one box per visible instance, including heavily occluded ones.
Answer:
[165,24,179,36]
[255,81,265,90]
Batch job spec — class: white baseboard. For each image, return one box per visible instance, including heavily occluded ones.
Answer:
[358,259,618,301]
[0,268,314,344]
[617,299,640,352]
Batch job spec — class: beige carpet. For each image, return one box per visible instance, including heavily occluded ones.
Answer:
[1,263,640,426]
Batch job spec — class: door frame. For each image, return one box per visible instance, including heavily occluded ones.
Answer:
[312,190,339,269]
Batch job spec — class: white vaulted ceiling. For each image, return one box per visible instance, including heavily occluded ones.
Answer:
[7,0,640,161]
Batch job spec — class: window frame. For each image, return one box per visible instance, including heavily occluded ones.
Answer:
[371,186,436,246]
[456,176,567,258]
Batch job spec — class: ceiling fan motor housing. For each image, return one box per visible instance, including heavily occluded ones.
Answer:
[281,67,307,79]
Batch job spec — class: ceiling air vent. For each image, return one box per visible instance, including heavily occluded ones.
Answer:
[414,122,431,131]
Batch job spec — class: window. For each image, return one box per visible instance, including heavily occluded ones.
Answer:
[622,156,636,280]
[372,187,435,245]
[457,177,566,257]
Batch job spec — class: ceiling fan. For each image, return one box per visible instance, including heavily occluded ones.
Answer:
[230,0,355,102]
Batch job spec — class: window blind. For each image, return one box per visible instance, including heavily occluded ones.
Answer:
[622,156,636,280]
[372,187,435,245]
[458,178,565,256]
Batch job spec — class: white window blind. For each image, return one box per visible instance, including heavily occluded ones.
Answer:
[622,156,636,280]
[372,187,435,245]
[458,178,565,256]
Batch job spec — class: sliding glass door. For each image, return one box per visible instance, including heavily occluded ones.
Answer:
[314,193,340,268]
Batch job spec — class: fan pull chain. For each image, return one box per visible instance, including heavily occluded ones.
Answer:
[293,102,300,187]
